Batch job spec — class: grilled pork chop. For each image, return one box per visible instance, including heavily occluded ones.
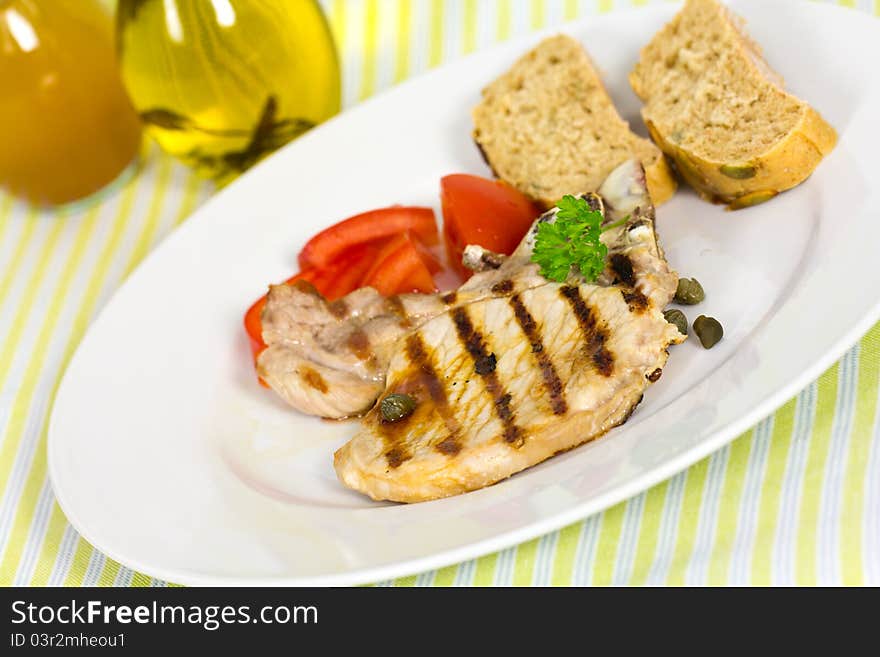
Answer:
[335,281,684,502]
[257,159,677,419]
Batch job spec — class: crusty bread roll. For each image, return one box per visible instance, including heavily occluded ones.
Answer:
[629,0,837,209]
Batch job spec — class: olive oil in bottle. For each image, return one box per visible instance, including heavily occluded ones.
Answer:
[0,0,142,205]
[116,0,340,184]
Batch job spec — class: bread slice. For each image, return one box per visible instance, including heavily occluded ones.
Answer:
[629,0,837,209]
[472,34,676,209]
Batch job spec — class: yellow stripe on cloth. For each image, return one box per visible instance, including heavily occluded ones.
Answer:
[549,521,583,586]
[11,205,102,587]
[627,481,670,586]
[530,0,546,28]
[122,156,174,277]
[0,206,39,310]
[174,168,208,227]
[394,0,413,82]
[471,552,498,586]
[591,504,625,585]
[0,195,14,244]
[705,430,754,585]
[665,457,710,585]
[841,331,880,585]
[358,0,380,101]
[429,0,445,67]
[750,400,798,585]
[511,537,541,586]
[0,210,65,394]
[432,563,459,587]
[0,164,146,584]
[497,0,512,41]
[796,364,840,585]
[463,0,478,53]
[58,160,179,587]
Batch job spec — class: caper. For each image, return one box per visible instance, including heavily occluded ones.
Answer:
[719,163,758,179]
[674,277,705,305]
[663,308,688,336]
[727,189,778,210]
[379,393,416,423]
[693,315,723,349]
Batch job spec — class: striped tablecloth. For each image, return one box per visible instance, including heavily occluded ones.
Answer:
[2,0,878,587]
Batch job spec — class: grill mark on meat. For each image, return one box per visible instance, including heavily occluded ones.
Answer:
[300,367,328,393]
[609,253,636,287]
[491,279,514,295]
[441,291,457,305]
[404,333,462,457]
[509,294,568,415]
[450,307,524,446]
[560,285,614,377]
[385,446,408,468]
[474,353,497,375]
[621,288,649,313]
[385,295,412,329]
[436,438,461,455]
[327,298,348,318]
[346,329,371,360]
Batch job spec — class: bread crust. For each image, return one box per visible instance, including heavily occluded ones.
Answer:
[644,152,677,208]
[643,107,836,207]
[630,0,837,209]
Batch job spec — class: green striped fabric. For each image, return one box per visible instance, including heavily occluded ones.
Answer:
[1,0,878,587]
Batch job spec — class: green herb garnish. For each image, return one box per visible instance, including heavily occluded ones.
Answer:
[531,195,626,282]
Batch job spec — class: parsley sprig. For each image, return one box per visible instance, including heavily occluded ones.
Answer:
[531,195,626,283]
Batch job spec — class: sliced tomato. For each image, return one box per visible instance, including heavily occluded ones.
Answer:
[360,233,411,284]
[319,243,379,301]
[244,295,268,360]
[298,206,438,270]
[400,257,437,295]
[412,238,444,274]
[440,174,540,279]
[362,235,437,296]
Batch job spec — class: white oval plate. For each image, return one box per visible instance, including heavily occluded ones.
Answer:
[49,0,880,586]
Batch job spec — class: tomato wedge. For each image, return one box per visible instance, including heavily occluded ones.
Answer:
[412,238,444,274]
[244,295,268,359]
[299,206,438,270]
[362,234,437,296]
[440,174,540,279]
[360,234,411,284]
[319,243,379,301]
